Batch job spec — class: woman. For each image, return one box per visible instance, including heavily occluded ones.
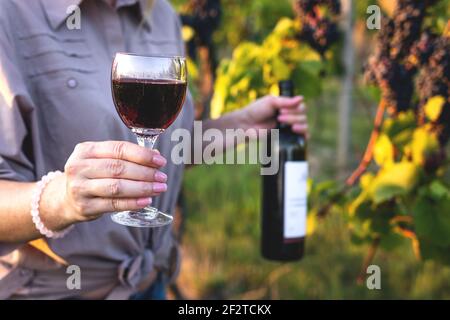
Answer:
[0,0,307,299]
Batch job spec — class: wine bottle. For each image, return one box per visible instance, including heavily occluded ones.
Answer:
[261,80,307,261]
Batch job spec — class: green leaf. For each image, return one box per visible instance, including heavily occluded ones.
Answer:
[348,197,372,219]
[410,127,440,165]
[413,192,450,246]
[418,239,450,265]
[429,180,450,200]
[383,111,416,141]
[370,162,421,204]
[360,172,375,189]
[272,17,297,38]
[424,96,445,121]
[372,185,405,204]
[374,134,394,166]
[291,64,322,99]
[298,60,323,76]
[271,57,291,81]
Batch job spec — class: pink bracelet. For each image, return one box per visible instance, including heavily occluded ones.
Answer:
[31,170,74,239]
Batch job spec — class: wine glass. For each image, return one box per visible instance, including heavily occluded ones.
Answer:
[111,53,187,227]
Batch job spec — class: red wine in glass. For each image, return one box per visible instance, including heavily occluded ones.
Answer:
[112,78,187,129]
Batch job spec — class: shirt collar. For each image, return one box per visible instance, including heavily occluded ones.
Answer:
[40,0,151,30]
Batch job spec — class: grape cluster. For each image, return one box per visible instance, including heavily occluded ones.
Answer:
[390,0,428,60]
[416,37,450,144]
[295,0,341,56]
[181,0,222,47]
[408,31,437,68]
[180,0,222,74]
[365,56,415,114]
[364,0,448,119]
[364,17,415,114]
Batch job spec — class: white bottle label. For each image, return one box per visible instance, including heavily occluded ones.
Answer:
[283,161,308,239]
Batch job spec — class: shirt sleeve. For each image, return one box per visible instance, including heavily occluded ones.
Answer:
[0,16,36,182]
[0,14,36,256]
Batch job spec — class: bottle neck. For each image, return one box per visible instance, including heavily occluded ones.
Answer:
[278,87,294,134]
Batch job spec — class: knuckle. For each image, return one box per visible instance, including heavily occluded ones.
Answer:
[68,179,85,197]
[75,199,90,215]
[64,162,77,176]
[75,142,94,157]
[65,160,89,177]
[142,182,153,195]
[111,198,121,211]
[109,180,122,197]
[108,160,125,177]
[73,143,84,155]
[113,141,127,159]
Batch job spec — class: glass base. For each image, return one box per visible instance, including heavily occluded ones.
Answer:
[111,206,173,228]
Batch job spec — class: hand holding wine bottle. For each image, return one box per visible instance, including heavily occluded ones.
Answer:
[261,80,308,261]
[239,92,307,136]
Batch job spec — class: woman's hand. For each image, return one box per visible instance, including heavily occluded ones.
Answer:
[241,95,308,136]
[42,141,168,225]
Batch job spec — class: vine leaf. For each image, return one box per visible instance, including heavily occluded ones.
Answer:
[374,134,394,166]
[424,96,445,122]
[370,162,420,204]
[412,187,450,247]
[383,111,416,148]
[410,127,440,165]
[429,180,450,199]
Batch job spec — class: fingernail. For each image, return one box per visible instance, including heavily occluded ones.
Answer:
[154,171,168,182]
[153,155,167,166]
[153,182,167,193]
[293,124,307,133]
[137,197,152,207]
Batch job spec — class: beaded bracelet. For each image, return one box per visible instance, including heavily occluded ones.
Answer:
[30,170,74,239]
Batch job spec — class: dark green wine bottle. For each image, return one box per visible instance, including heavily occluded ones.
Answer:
[261,80,307,261]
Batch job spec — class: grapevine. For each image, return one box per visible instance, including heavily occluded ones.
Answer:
[315,0,450,271]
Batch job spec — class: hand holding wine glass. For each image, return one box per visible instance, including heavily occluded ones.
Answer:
[55,141,169,222]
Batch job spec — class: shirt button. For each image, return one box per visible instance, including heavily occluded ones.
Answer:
[67,78,78,89]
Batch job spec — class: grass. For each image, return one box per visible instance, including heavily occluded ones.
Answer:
[177,79,450,299]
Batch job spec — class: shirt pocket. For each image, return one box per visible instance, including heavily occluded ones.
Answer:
[18,33,111,161]
[17,32,99,96]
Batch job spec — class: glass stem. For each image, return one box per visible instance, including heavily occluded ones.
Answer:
[132,128,164,149]
[136,134,158,149]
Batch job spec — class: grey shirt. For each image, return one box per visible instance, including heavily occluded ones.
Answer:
[0,0,194,299]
